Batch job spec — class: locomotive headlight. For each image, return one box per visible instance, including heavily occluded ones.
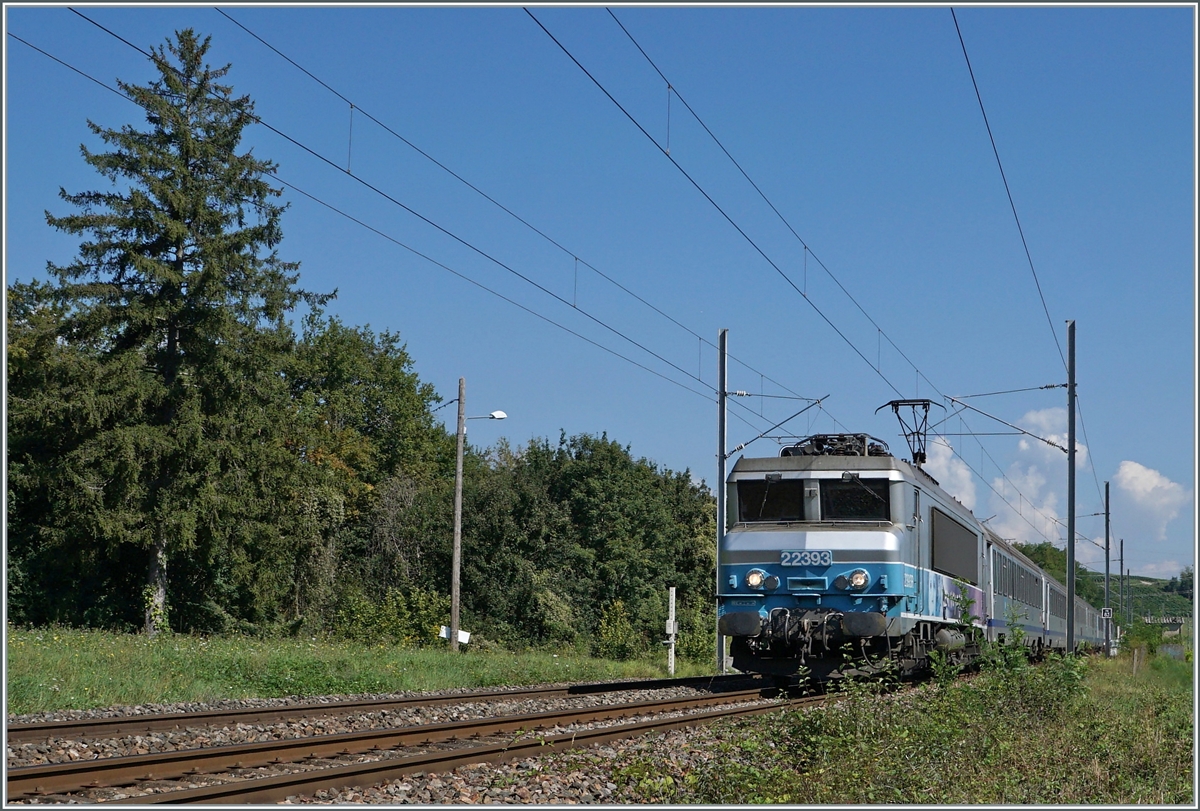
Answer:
[848,569,871,590]
[745,569,767,589]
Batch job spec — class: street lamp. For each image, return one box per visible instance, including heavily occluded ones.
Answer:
[451,377,506,651]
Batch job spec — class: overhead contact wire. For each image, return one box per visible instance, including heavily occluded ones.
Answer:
[950,7,1066,372]
[54,11,1062,523]
[68,8,720,401]
[951,9,1108,511]
[275,177,713,401]
[600,8,1081,537]
[607,7,933,397]
[215,8,809,406]
[553,8,1087,543]
[525,7,905,400]
[610,8,1097,527]
[269,180,779,437]
[19,21,784,439]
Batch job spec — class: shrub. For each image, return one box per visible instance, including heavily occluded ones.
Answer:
[327,586,447,645]
[593,599,645,661]
[675,598,715,663]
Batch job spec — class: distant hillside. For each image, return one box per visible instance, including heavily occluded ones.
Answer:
[1095,575,1193,621]
[1014,542,1193,619]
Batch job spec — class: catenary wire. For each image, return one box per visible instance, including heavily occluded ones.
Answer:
[274,171,783,437]
[950,7,1066,372]
[274,175,733,410]
[525,7,906,400]
[532,10,1084,464]
[19,18,1116,585]
[538,9,1088,545]
[951,7,1110,513]
[64,8,754,408]
[221,4,1078,502]
[212,7,814,407]
[604,9,1086,472]
[9,25,794,442]
[606,7,940,399]
[226,11,1111,548]
[44,13,1102,552]
[595,10,1109,543]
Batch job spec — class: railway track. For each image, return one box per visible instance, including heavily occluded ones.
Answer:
[7,675,799,804]
[6,673,754,743]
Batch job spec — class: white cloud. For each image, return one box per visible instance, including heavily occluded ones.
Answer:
[933,407,1190,578]
[1016,407,1088,469]
[974,407,1107,549]
[1131,559,1188,580]
[923,436,976,511]
[1113,460,1192,543]
[988,462,1061,546]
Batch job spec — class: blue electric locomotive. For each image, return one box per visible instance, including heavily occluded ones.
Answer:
[716,425,1104,679]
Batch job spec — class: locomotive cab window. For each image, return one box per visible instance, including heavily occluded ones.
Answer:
[737,478,807,522]
[819,478,890,521]
[735,477,890,522]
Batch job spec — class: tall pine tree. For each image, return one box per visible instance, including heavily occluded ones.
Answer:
[16,30,328,634]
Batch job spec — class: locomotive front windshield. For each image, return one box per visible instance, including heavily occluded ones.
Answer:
[737,479,806,522]
[820,479,890,521]
[736,477,890,522]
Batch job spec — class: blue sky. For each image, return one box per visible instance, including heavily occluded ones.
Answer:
[4,4,1195,582]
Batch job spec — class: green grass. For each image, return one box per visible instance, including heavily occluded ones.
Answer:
[4,626,716,716]
[9,628,1191,804]
[601,650,1194,805]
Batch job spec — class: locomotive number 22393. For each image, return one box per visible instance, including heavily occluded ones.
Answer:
[780,550,832,567]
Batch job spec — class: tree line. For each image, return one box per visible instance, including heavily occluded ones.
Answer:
[6,30,717,660]
[1160,566,1193,601]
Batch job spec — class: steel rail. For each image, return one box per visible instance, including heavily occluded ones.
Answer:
[116,696,811,804]
[8,688,778,799]
[6,673,755,743]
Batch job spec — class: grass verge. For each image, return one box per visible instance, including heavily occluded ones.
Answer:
[605,652,1193,804]
[4,626,713,716]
